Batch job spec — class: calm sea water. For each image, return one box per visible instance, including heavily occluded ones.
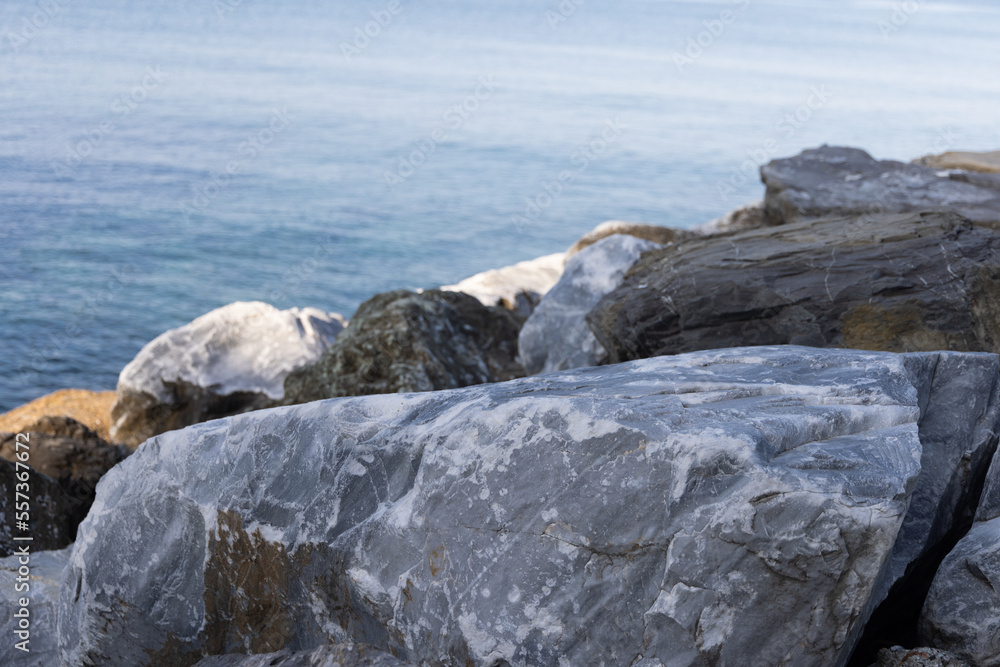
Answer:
[1,0,999,412]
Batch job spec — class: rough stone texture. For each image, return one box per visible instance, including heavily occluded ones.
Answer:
[0,389,116,441]
[874,646,970,667]
[193,643,413,666]
[589,211,1000,365]
[692,200,766,235]
[565,220,687,258]
[519,234,661,375]
[0,546,72,666]
[282,290,523,403]
[760,146,1000,225]
[0,417,130,527]
[920,442,1000,665]
[913,150,1000,174]
[111,301,346,448]
[441,253,564,317]
[58,347,1000,667]
[0,456,76,557]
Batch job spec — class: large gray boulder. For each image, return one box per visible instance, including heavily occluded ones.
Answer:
[58,347,1000,666]
[588,211,1000,364]
[111,302,346,448]
[760,146,1000,225]
[0,546,72,666]
[920,438,1000,665]
[281,290,523,403]
[518,234,661,375]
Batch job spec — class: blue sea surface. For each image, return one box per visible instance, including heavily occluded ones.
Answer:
[2,0,999,411]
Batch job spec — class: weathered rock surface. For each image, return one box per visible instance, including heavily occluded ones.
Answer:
[111,302,346,447]
[441,253,564,316]
[1,417,129,527]
[519,234,661,375]
[0,389,116,441]
[59,347,1000,667]
[914,150,1000,174]
[589,211,1000,364]
[920,441,1000,665]
[0,457,76,557]
[282,289,522,403]
[693,200,766,235]
[193,643,413,666]
[760,146,1000,225]
[565,220,686,258]
[874,645,970,667]
[0,546,72,666]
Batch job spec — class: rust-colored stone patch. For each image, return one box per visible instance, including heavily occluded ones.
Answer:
[0,389,116,441]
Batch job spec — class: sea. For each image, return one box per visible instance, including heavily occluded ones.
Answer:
[1,0,999,412]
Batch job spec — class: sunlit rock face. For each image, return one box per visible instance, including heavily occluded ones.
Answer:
[59,347,1000,667]
[111,301,345,447]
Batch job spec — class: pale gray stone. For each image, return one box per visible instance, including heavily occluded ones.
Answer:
[518,234,661,375]
[58,347,1000,667]
[0,546,71,666]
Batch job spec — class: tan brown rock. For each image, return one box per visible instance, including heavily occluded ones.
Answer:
[0,389,115,441]
[565,220,689,259]
[913,150,1000,174]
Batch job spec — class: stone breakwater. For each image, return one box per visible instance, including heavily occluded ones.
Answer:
[2,146,1000,666]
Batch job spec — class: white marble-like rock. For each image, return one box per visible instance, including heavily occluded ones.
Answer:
[110,301,346,447]
[0,546,71,666]
[58,347,1000,666]
[518,234,660,375]
[441,253,564,316]
[920,440,1000,665]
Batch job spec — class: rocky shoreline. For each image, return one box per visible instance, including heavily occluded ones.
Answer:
[3,146,1000,666]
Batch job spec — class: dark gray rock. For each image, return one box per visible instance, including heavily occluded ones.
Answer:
[0,546,72,666]
[58,347,1000,666]
[111,302,345,447]
[588,211,1000,364]
[760,146,1000,225]
[1,418,129,527]
[518,234,661,375]
[0,455,76,557]
[193,643,413,666]
[920,439,1000,665]
[282,289,523,403]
